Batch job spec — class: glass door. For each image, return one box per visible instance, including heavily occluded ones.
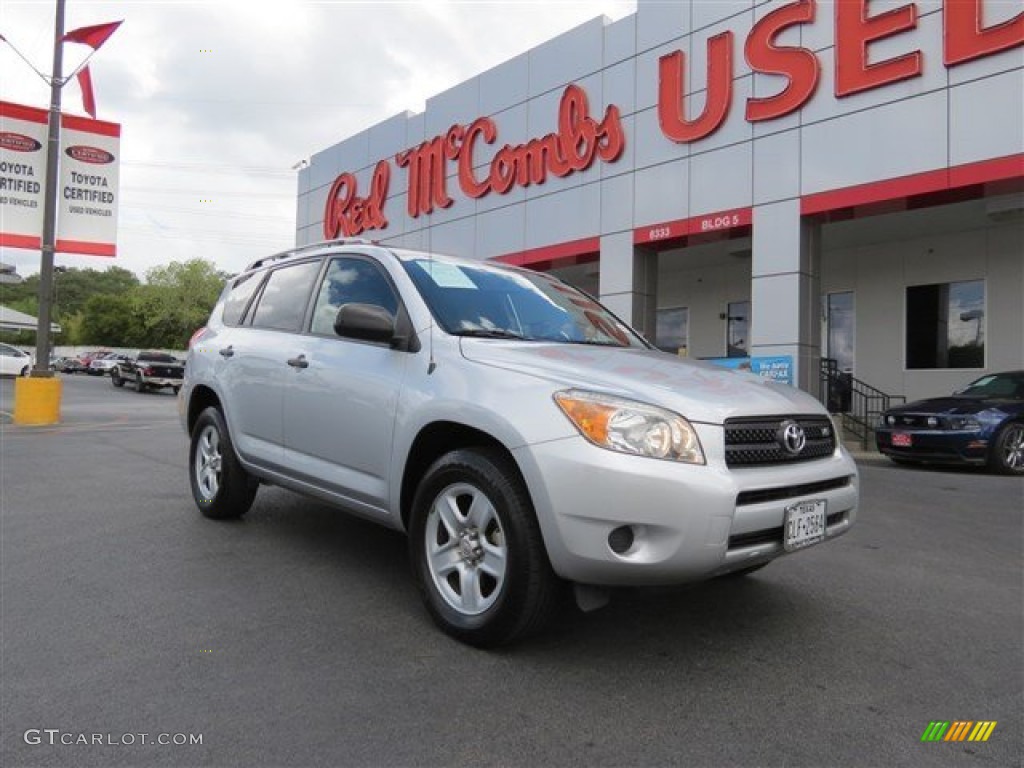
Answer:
[825,291,855,373]
[726,301,750,358]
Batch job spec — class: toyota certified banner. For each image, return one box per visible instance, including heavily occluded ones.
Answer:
[0,101,47,251]
[0,100,120,257]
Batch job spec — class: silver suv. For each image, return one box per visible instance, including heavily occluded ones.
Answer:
[182,240,858,646]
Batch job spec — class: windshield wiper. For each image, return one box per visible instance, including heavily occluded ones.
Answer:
[454,328,529,340]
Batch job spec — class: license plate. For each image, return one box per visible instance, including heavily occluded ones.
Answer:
[784,499,827,552]
[892,432,912,447]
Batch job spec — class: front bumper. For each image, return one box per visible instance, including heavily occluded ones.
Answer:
[875,428,989,465]
[514,429,858,586]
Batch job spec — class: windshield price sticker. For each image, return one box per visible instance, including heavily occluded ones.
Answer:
[420,260,477,289]
[784,499,827,551]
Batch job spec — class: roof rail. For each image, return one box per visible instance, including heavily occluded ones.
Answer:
[243,237,376,273]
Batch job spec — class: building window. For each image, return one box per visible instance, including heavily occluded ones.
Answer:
[906,280,985,369]
[655,307,688,356]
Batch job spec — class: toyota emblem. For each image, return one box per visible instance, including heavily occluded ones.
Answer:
[778,420,806,455]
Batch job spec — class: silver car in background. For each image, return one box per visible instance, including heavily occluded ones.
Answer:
[181,240,858,646]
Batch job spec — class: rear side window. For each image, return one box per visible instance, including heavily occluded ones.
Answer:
[250,260,321,332]
[222,272,264,326]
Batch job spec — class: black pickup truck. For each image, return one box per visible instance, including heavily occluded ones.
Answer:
[112,351,185,394]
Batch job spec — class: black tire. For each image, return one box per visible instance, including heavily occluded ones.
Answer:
[189,406,258,519]
[135,374,146,393]
[19,366,29,377]
[409,448,563,648]
[111,369,124,388]
[989,422,1024,475]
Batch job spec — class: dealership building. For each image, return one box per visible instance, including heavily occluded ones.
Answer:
[296,0,1023,406]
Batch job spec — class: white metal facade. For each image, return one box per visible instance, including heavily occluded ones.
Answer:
[297,0,1024,402]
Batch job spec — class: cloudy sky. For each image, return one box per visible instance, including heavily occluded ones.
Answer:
[1,0,635,280]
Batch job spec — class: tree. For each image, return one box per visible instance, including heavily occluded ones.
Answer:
[78,294,136,346]
[136,259,226,349]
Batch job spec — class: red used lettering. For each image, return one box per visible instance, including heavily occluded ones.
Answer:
[745,0,820,122]
[658,32,734,143]
[835,0,922,97]
[322,161,390,238]
[945,0,1024,66]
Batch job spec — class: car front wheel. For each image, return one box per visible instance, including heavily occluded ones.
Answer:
[409,448,562,648]
[111,370,124,387]
[189,406,257,519]
[990,422,1024,475]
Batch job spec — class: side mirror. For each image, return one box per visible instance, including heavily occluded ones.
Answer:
[334,303,396,344]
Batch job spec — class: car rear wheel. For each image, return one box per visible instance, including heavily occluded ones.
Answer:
[135,374,146,393]
[189,406,257,519]
[409,448,563,648]
[990,423,1024,475]
[111,370,124,387]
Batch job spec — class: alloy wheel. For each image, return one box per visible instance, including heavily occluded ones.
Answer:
[194,424,223,499]
[425,482,508,616]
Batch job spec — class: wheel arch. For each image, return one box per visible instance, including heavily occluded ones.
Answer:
[187,384,223,436]
[399,421,527,532]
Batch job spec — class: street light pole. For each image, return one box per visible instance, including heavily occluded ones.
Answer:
[32,0,66,377]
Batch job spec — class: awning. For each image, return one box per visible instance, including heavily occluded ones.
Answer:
[0,304,62,333]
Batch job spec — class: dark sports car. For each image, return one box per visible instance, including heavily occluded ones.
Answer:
[875,371,1024,474]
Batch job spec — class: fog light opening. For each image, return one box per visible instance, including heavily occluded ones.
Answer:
[608,525,635,555]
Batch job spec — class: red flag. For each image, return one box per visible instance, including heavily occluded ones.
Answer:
[62,20,122,50]
[77,65,96,118]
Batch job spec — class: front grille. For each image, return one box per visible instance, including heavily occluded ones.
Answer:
[724,415,836,467]
[888,413,940,428]
[736,475,853,506]
[728,511,846,550]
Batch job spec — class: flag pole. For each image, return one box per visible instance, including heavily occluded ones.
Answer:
[32,0,66,377]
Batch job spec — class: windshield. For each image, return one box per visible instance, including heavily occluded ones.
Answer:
[400,255,648,348]
[958,373,1024,399]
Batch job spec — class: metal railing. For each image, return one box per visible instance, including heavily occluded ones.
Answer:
[819,358,906,450]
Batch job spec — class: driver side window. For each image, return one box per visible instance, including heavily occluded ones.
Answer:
[310,257,399,336]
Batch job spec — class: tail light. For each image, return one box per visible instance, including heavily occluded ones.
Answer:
[188,327,208,349]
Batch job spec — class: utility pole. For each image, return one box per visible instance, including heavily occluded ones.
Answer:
[32,0,66,376]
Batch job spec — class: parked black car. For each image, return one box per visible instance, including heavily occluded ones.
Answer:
[112,351,185,394]
[876,371,1024,474]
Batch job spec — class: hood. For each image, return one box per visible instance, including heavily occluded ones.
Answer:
[891,396,1019,416]
[459,340,825,424]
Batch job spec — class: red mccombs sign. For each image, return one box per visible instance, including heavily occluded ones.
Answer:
[324,0,1023,238]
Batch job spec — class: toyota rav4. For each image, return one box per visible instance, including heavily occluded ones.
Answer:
[181,240,858,646]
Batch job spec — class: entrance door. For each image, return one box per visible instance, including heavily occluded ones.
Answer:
[726,300,750,358]
[825,291,855,373]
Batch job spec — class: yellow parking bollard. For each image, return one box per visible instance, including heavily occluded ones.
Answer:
[13,377,62,425]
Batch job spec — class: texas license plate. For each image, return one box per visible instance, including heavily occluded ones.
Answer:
[892,432,912,447]
[784,500,827,552]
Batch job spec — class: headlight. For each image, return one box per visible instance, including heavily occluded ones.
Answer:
[553,389,705,464]
[948,416,982,431]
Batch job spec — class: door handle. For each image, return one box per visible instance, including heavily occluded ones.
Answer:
[219,346,234,358]
[287,354,309,369]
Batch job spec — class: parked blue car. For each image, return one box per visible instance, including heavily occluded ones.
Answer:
[876,371,1024,474]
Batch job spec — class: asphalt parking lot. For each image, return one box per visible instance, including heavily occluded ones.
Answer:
[1,373,1021,768]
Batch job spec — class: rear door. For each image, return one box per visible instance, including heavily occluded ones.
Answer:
[218,259,322,472]
[281,255,412,516]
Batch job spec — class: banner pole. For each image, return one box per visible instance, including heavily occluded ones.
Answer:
[32,0,66,378]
